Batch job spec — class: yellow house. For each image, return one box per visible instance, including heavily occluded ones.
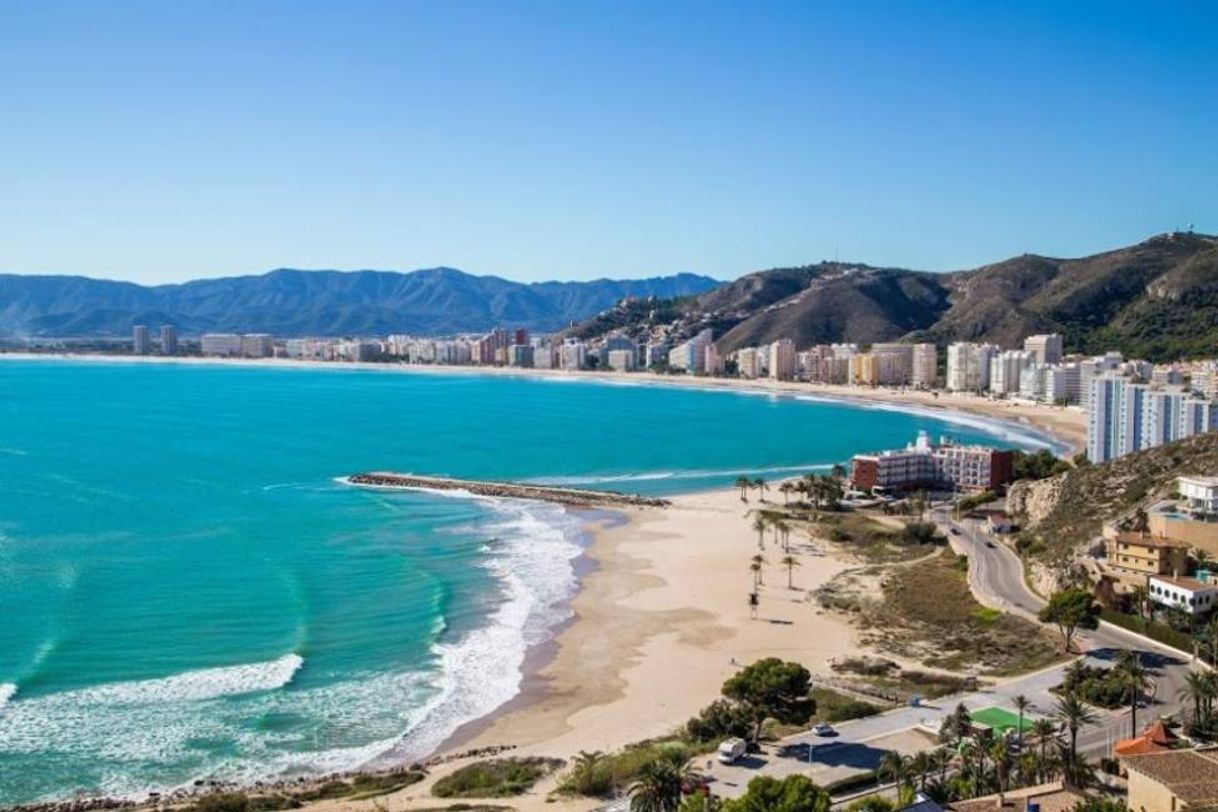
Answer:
[1107,531,1190,578]
[1122,749,1218,812]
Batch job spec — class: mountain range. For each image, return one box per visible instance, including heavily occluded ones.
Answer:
[0,268,720,337]
[571,232,1218,362]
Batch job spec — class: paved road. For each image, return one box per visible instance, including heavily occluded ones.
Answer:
[702,507,1205,801]
[936,507,1198,748]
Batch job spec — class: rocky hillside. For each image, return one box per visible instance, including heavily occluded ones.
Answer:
[572,232,1218,361]
[1009,433,1218,562]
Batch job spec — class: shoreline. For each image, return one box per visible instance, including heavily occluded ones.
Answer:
[0,351,1085,455]
[0,352,1084,809]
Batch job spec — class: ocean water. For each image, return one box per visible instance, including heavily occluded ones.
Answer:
[0,360,1051,803]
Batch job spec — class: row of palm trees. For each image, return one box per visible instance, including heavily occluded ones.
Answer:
[894,680,1103,802]
[748,552,801,590]
[735,466,849,509]
[1178,669,1218,738]
[751,514,792,551]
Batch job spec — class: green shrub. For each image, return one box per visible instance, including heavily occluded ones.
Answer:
[193,794,251,812]
[432,758,563,799]
[685,698,755,743]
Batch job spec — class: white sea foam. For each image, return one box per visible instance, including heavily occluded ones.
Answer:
[527,462,835,487]
[370,497,585,765]
[0,683,16,708]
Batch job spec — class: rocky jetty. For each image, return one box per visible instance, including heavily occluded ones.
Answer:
[347,472,670,509]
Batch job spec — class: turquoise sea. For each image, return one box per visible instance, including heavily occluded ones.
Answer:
[0,360,1054,804]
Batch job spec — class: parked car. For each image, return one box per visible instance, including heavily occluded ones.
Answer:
[950,527,961,535]
[717,737,747,764]
[813,723,836,736]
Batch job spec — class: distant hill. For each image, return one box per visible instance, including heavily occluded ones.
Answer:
[570,232,1218,362]
[0,268,720,337]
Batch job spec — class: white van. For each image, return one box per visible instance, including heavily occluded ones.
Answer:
[717,737,747,764]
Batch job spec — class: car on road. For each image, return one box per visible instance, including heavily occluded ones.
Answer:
[985,541,996,548]
[950,528,961,535]
[717,737,747,764]
[812,723,836,736]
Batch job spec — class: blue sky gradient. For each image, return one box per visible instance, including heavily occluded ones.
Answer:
[1,1,1214,283]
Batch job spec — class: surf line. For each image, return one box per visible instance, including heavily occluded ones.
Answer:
[345,472,670,509]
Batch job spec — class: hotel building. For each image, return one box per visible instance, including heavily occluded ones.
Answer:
[160,325,178,356]
[132,325,151,355]
[768,339,796,381]
[910,343,938,389]
[200,333,244,357]
[850,431,1015,493]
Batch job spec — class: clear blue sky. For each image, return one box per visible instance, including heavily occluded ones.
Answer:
[1,1,1214,284]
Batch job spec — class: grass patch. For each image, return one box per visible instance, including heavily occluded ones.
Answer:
[810,687,883,723]
[815,512,945,564]
[432,758,563,799]
[859,550,1063,676]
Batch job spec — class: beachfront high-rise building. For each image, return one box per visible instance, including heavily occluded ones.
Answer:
[559,340,587,371]
[1025,334,1064,365]
[607,348,635,372]
[132,325,151,355]
[160,325,178,356]
[946,342,998,392]
[643,342,669,370]
[241,334,274,358]
[668,329,713,374]
[911,343,938,389]
[768,339,796,381]
[735,347,764,379]
[509,344,534,368]
[1087,375,1218,462]
[704,344,724,375]
[850,431,1015,493]
[988,350,1034,395]
[200,333,243,357]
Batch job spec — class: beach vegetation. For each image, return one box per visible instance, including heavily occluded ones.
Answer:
[558,741,696,799]
[627,751,699,812]
[720,775,830,812]
[431,757,563,799]
[685,699,756,743]
[721,658,815,742]
[808,688,882,723]
[193,793,254,812]
[1038,588,1101,652]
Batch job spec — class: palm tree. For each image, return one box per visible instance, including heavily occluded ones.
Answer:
[628,754,695,812]
[735,475,751,502]
[1204,614,1218,667]
[1178,670,1216,731]
[908,751,932,792]
[1116,649,1152,737]
[831,463,848,481]
[1053,693,1097,783]
[1031,717,1058,763]
[568,750,606,795]
[750,553,767,586]
[749,560,763,589]
[988,738,1012,793]
[781,554,800,589]
[774,520,790,552]
[752,477,769,502]
[1011,694,1031,753]
[803,474,821,509]
[752,515,767,549]
[878,751,912,790]
[779,481,793,504]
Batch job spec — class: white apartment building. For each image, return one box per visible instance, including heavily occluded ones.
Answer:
[1087,375,1218,462]
[1149,574,1218,616]
[1179,475,1218,516]
[132,325,151,355]
[668,329,713,374]
[946,342,998,392]
[988,350,1034,395]
[769,339,796,381]
[1024,334,1063,365]
[911,343,938,389]
[160,325,178,356]
[201,333,244,357]
[1044,363,1082,404]
[736,347,764,379]
[241,334,273,358]
[704,344,724,375]
[560,340,587,371]
[607,349,635,372]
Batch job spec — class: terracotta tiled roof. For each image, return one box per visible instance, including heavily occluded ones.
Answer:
[1121,749,1218,806]
[1114,531,1189,549]
[1115,736,1169,756]
[949,781,1086,812]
